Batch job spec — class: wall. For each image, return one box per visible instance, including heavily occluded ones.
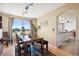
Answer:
[76,10,79,55]
[37,3,79,46]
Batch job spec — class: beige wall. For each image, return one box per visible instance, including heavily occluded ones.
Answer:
[37,3,79,46]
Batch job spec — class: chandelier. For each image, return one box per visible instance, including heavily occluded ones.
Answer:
[22,3,34,15]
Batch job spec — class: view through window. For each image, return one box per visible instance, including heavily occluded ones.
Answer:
[12,19,31,30]
[12,19,31,35]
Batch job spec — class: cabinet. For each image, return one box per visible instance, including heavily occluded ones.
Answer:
[61,31,74,41]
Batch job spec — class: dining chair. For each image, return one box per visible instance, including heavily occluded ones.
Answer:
[0,39,3,55]
[15,34,25,56]
[2,32,10,47]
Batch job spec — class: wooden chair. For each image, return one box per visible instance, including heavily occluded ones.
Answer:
[0,38,3,55]
[0,39,2,42]
[2,32,9,47]
[15,34,25,56]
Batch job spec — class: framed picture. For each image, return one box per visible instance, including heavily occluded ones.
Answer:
[41,20,48,27]
[0,16,2,28]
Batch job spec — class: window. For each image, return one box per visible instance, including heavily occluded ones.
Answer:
[12,19,31,30]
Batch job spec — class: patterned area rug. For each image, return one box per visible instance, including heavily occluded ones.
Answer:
[15,46,56,56]
[0,43,55,56]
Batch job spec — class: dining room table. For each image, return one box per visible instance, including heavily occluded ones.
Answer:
[19,35,48,56]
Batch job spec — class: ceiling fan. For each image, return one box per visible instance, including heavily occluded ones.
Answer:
[22,3,34,15]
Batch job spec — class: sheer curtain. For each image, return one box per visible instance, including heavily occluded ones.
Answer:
[8,17,14,44]
[29,20,33,37]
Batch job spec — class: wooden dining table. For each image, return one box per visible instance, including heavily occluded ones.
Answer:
[19,37,48,56]
[23,37,43,56]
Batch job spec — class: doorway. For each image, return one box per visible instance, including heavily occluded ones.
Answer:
[56,11,77,55]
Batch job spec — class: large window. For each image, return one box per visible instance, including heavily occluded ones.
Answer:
[12,19,31,30]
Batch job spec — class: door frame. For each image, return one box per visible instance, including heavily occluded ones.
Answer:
[56,10,77,55]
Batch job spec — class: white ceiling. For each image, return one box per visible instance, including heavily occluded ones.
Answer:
[0,3,65,18]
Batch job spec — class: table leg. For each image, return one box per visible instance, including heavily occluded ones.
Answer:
[46,44,48,52]
[41,40,44,55]
[28,45,31,56]
[24,46,27,56]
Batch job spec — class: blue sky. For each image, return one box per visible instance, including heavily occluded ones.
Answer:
[12,19,31,30]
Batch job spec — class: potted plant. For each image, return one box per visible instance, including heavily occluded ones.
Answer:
[32,24,41,37]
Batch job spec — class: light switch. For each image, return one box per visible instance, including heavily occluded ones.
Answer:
[53,28,55,31]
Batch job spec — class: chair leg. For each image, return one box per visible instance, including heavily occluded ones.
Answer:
[46,44,48,52]
[41,44,44,55]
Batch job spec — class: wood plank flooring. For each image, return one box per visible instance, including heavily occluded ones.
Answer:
[0,43,74,56]
[48,43,73,56]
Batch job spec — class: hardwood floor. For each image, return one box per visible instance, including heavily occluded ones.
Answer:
[60,39,75,55]
[1,43,15,56]
[48,43,73,56]
[1,43,55,56]
[0,42,74,56]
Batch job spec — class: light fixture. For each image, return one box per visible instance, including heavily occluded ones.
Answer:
[22,3,34,15]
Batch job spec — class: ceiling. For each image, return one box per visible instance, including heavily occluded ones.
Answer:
[0,3,65,18]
